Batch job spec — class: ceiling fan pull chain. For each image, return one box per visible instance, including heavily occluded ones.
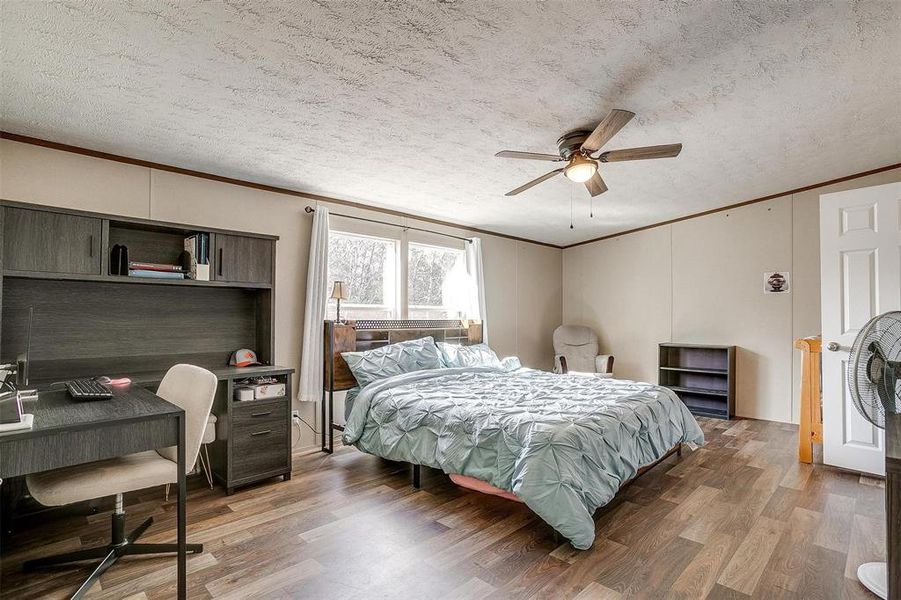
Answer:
[590,194,594,218]
[570,185,574,229]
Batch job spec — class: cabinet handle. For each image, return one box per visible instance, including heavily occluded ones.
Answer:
[250,429,272,437]
[89,235,94,257]
[218,247,223,277]
[251,411,272,417]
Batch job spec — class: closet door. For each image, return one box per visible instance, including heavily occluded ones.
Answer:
[2,207,102,275]
[214,234,273,284]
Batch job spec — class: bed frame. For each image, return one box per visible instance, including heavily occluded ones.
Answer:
[320,319,483,453]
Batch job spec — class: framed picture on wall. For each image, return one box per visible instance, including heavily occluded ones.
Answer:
[764,271,790,294]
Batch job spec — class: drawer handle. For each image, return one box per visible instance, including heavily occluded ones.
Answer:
[251,411,272,417]
[250,429,272,437]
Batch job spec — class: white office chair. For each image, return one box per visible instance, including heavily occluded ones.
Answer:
[165,413,216,500]
[552,325,615,377]
[24,364,218,598]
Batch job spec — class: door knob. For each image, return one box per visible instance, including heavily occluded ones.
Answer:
[826,341,841,352]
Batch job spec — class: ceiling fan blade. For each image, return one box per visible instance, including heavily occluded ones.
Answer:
[495,150,562,162]
[505,168,564,196]
[584,172,608,197]
[598,143,682,162]
[580,109,635,153]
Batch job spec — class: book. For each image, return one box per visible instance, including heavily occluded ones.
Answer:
[129,269,186,279]
[128,261,185,272]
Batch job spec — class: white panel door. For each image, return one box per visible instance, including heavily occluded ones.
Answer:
[820,182,901,475]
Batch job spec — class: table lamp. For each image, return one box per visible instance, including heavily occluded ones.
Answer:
[330,281,348,323]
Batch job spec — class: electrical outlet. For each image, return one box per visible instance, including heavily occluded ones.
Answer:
[292,409,300,418]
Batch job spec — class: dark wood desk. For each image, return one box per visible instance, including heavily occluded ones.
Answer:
[0,385,188,599]
[887,412,900,599]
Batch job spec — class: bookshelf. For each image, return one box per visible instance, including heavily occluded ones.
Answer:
[658,343,735,419]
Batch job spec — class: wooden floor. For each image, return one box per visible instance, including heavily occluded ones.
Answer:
[0,417,886,599]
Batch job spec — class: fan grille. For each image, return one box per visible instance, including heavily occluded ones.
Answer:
[847,311,901,428]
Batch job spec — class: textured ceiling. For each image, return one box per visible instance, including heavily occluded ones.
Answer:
[1,1,899,246]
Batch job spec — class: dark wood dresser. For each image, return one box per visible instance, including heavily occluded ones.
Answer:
[887,412,900,599]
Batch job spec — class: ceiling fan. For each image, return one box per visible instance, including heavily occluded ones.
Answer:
[496,109,682,197]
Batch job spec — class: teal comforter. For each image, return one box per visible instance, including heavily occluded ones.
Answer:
[343,367,704,549]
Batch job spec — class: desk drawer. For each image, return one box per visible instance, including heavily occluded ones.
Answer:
[230,424,289,479]
[230,398,289,481]
[232,397,288,430]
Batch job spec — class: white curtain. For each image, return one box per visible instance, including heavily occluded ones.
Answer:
[298,205,330,403]
[465,237,488,343]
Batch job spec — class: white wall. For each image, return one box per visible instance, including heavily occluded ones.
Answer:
[563,226,672,385]
[564,167,901,423]
[0,139,563,445]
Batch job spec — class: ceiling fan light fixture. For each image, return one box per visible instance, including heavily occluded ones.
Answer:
[564,155,597,183]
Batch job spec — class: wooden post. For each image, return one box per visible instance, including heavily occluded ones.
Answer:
[794,336,822,463]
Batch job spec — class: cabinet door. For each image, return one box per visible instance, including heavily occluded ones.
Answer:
[215,234,273,284]
[2,207,102,275]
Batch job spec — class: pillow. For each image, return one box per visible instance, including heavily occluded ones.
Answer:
[437,342,502,369]
[500,356,522,371]
[342,336,442,388]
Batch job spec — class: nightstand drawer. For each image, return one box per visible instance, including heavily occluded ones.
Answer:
[230,421,289,479]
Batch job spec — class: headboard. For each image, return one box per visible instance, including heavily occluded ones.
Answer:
[323,319,483,392]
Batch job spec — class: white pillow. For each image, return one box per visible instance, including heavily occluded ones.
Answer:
[437,342,502,369]
[500,356,522,371]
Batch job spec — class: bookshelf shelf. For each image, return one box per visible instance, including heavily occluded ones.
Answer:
[3,270,272,289]
[659,366,728,375]
[668,386,729,397]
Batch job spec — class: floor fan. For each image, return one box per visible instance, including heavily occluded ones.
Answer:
[847,311,901,599]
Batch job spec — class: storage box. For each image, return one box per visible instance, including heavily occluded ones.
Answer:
[195,263,210,281]
[254,383,285,400]
[233,386,255,401]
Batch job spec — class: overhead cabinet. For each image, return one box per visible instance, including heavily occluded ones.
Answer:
[214,234,273,285]
[3,207,102,275]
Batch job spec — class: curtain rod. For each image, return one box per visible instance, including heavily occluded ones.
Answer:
[304,206,472,244]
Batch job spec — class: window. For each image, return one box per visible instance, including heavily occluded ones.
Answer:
[408,243,467,319]
[326,231,398,320]
[326,225,475,321]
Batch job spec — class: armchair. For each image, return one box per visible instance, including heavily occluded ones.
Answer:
[553,325,614,377]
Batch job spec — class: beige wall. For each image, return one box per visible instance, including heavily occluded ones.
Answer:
[564,167,901,423]
[0,139,563,445]
[4,136,897,429]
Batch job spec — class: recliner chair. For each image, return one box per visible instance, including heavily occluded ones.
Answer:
[553,325,614,377]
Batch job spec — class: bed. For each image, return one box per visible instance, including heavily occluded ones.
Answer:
[323,320,704,550]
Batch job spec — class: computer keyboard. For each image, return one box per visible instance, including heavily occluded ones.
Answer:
[66,378,113,400]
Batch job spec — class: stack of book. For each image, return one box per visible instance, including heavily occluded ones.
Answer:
[128,262,186,279]
[184,233,211,280]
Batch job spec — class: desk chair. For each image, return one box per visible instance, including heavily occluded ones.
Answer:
[165,413,216,500]
[23,364,217,598]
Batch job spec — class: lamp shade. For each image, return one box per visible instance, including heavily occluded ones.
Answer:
[330,281,348,300]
